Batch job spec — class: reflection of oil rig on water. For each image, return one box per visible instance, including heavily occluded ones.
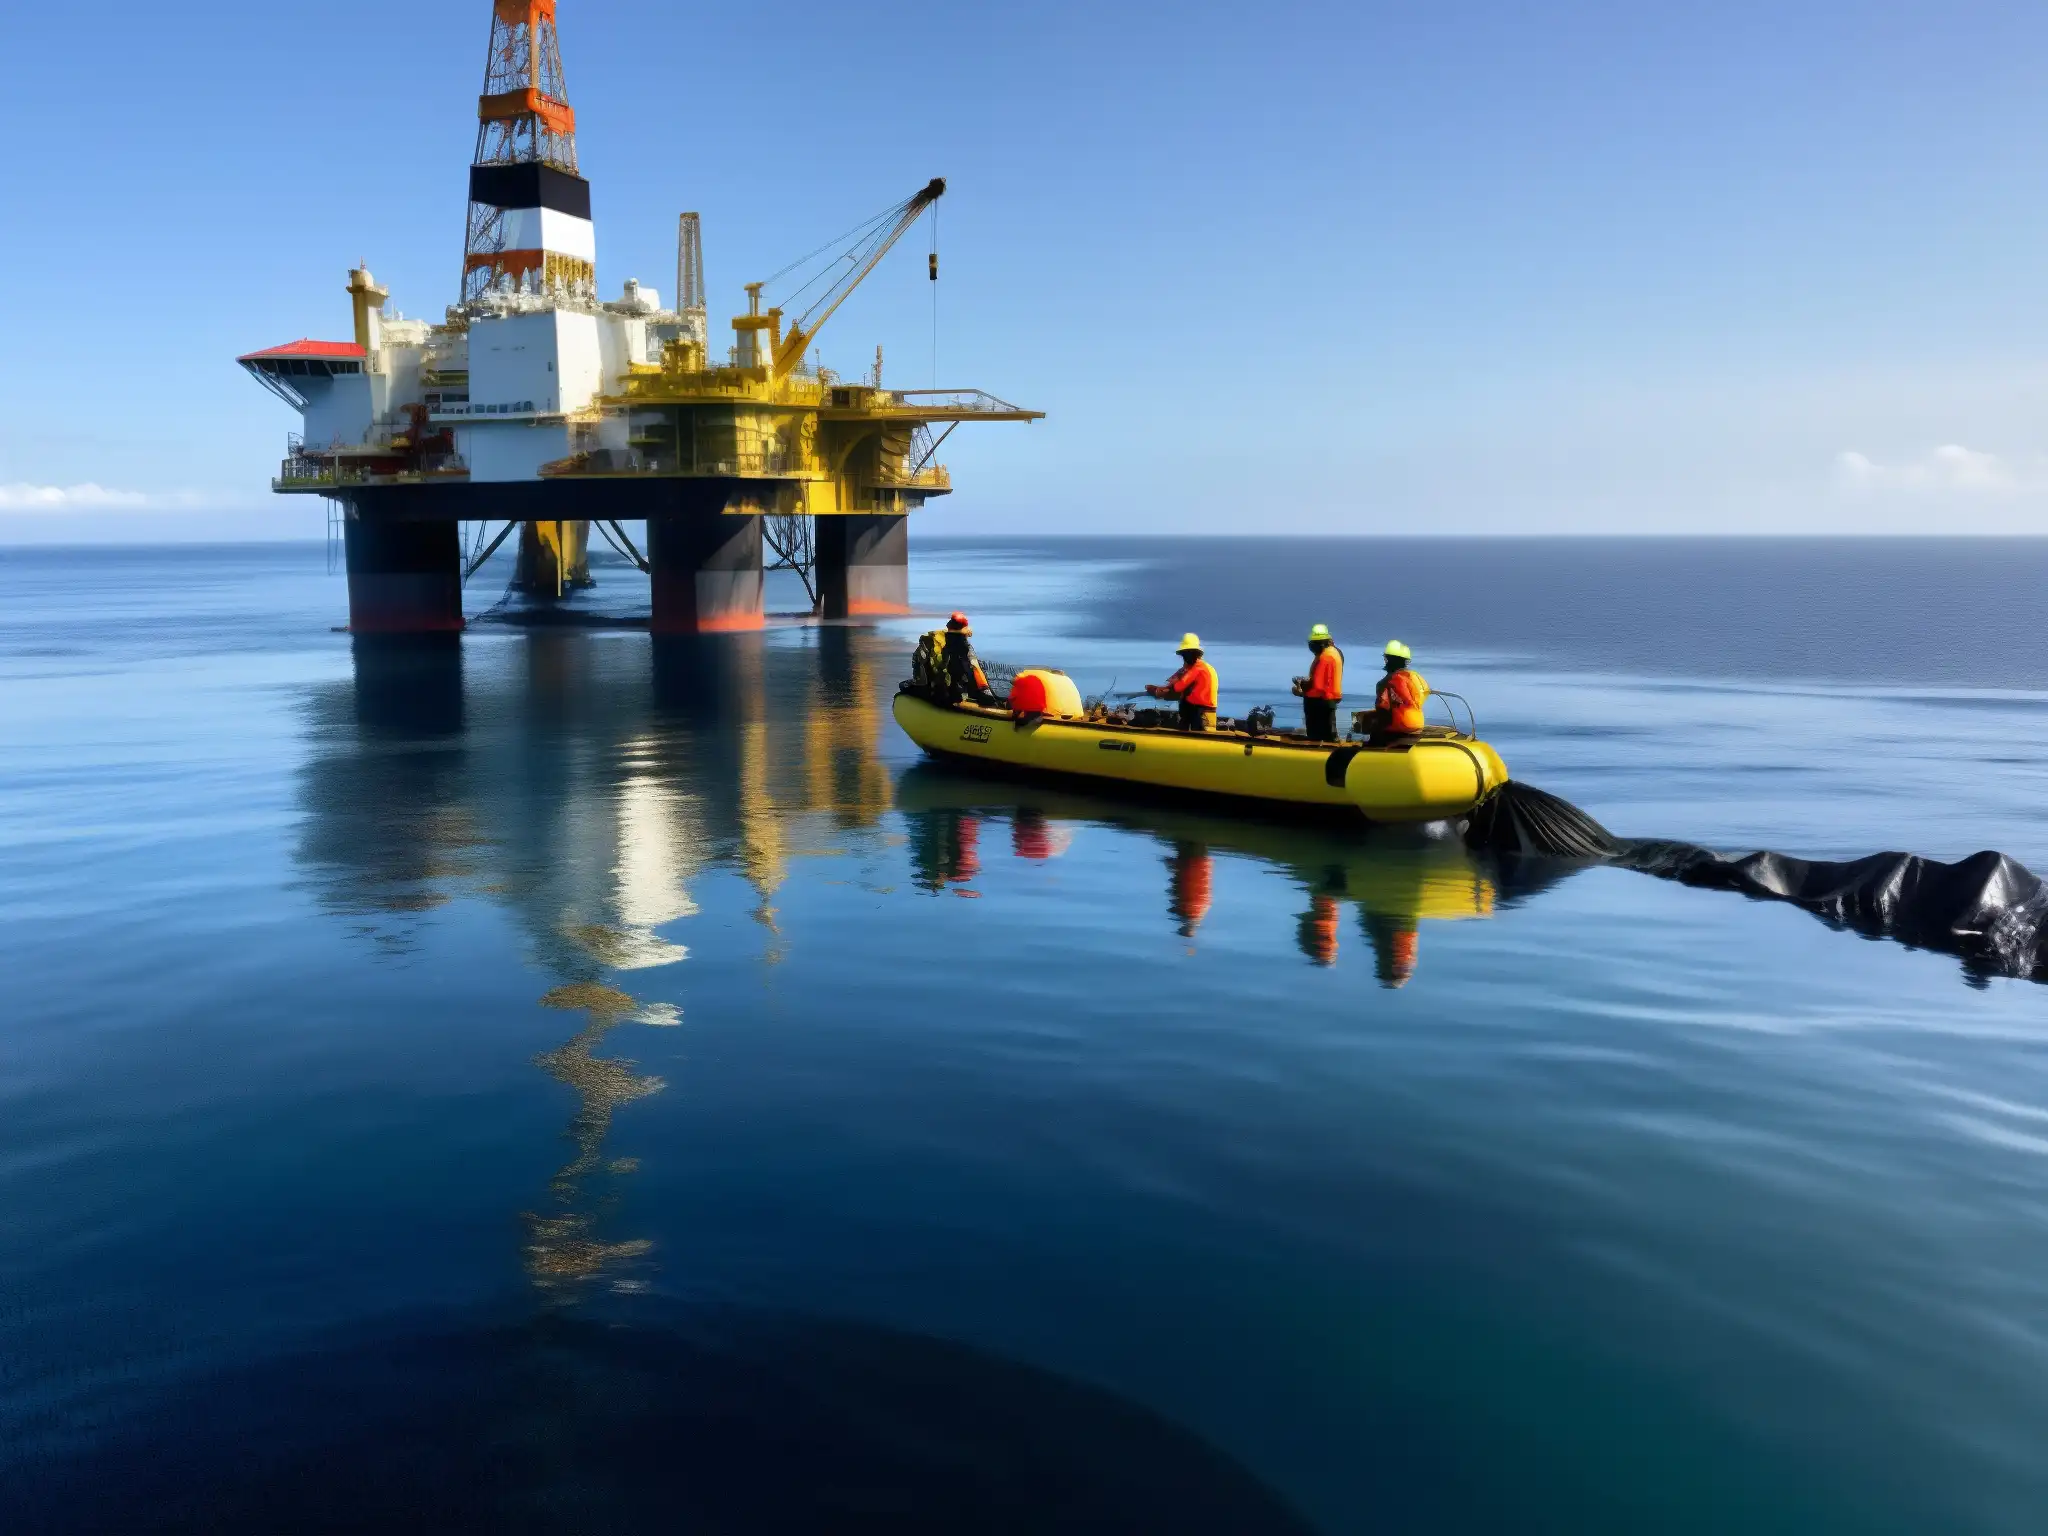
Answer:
[239,0,1040,636]
[298,630,902,1295]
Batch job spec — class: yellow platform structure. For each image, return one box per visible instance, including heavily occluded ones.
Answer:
[541,180,1038,519]
[537,178,1041,626]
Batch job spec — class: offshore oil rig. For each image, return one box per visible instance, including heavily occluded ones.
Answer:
[239,0,1039,635]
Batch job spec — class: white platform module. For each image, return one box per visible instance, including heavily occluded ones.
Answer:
[495,207,597,263]
[468,309,605,419]
[461,420,573,482]
[300,373,373,451]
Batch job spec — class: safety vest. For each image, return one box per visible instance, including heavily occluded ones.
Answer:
[1377,668,1428,733]
[1306,645,1343,701]
[943,631,988,694]
[911,630,950,694]
[1167,658,1218,710]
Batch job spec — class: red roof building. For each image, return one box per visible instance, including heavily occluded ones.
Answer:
[237,339,368,362]
[238,339,368,407]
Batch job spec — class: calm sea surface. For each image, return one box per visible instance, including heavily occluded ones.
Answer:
[3,537,2047,1533]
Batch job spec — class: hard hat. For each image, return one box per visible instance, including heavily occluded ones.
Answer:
[947,611,970,630]
[1308,623,1332,642]
[1177,632,1203,653]
[1384,639,1412,660]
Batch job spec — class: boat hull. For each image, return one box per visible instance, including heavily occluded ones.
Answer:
[892,694,1508,823]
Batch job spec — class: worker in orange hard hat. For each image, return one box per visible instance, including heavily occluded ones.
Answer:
[1292,623,1345,742]
[1146,633,1218,731]
[942,611,996,706]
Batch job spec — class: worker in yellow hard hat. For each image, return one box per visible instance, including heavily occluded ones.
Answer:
[1146,633,1218,731]
[1367,640,1429,741]
[1291,623,1345,742]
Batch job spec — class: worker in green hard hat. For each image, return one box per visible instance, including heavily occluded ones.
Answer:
[1146,633,1219,731]
[1367,640,1429,741]
[1292,623,1345,742]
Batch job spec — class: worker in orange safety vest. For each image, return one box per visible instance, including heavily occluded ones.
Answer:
[1146,633,1219,731]
[1369,640,1429,739]
[1292,623,1345,742]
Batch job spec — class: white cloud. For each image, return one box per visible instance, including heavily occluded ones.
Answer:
[0,482,207,512]
[1834,445,2029,494]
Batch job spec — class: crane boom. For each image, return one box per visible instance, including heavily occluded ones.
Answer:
[770,177,944,379]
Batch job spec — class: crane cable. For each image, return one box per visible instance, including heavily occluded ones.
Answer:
[763,198,907,288]
[763,191,926,327]
[930,200,940,387]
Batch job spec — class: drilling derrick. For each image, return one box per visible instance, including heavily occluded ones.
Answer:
[462,0,593,303]
[676,213,707,345]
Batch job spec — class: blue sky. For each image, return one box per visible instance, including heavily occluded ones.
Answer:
[5,0,2048,538]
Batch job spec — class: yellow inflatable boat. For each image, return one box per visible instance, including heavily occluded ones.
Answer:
[893,680,1511,824]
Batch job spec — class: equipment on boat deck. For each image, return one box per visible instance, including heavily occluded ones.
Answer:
[1008,669,1085,718]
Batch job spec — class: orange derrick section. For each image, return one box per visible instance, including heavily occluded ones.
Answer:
[466,249,545,277]
[478,88,576,136]
[494,0,555,25]
[462,251,594,288]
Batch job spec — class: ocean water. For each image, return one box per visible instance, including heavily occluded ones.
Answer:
[2,537,2046,1533]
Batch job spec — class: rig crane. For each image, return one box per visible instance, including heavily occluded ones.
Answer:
[752,177,946,380]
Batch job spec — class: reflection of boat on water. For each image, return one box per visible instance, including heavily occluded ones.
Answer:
[895,765,1550,986]
[893,692,1510,823]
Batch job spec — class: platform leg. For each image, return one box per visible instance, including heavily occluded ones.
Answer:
[562,520,592,587]
[343,515,464,635]
[648,512,764,635]
[513,520,594,596]
[816,513,909,619]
